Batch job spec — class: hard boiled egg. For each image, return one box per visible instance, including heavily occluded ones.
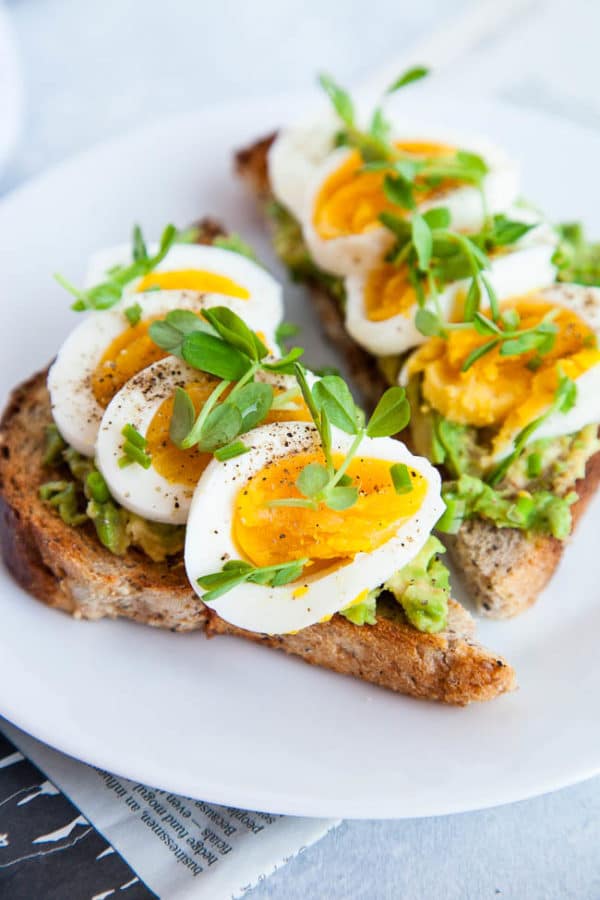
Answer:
[95,358,312,525]
[344,211,558,356]
[271,122,519,278]
[49,289,280,458]
[85,241,283,325]
[403,284,600,464]
[185,421,444,634]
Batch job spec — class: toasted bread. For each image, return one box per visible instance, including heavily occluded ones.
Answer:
[0,370,204,630]
[0,369,515,703]
[236,132,600,618]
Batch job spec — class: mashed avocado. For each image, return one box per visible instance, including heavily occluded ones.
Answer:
[267,201,346,306]
[406,376,599,540]
[40,424,184,561]
[339,536,450,633]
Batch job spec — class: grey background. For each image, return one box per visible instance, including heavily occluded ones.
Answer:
[2,1,599,897]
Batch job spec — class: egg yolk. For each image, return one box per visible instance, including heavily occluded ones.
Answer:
[406,298,600,457]
[146,377,220,487]
[364,262,416,321]
[91,318,166,409]
[146,384,312,487]
[233,450,427,571]
[136,269,250,299]
[313,141,456,241]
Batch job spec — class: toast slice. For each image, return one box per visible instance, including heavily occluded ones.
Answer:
[0,370,204,630]
[235,132,600,618]
[0,369,515,703]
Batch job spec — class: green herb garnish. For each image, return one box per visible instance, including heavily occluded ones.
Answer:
[55,223,191,311]
[197,557,309,602]
[151,306,304,455]
[487,369,577,487]
[267,366,410,512]
[119,423,152,469]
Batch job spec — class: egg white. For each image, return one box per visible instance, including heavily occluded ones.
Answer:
[48,290,279,458]
[275,125,518,279]
[490,283,600,461]
[185,421,444,635]
[96,359,312,525]
[345,212,558,356]
[85,241,283,327]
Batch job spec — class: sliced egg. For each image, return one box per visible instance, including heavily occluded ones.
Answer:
[48,289,280,458]
[85,241,283,325]
[185,421,444,634]
[344,211,558,356]
[95,358,312,525]
[402,284,600,463]
[290,128,519,278]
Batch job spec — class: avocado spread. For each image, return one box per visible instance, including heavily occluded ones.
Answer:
[340,536,450,634]
[40,424,185,561]
[408,377,599,540]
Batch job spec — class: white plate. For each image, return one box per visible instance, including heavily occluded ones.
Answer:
[1,92,600,819]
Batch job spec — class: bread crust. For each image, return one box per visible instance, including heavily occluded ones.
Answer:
[0,368,515,702]
[0,370,205,630]
[236,133,600,619]
[206,599,515,705]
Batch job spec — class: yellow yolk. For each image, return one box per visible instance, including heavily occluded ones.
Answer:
[91,318,165,408]
[233,450,427,570]
[146,384,311,487]
[406,298,600,456]
[146,377,219,487]
[364,263,416,321]
[136,269,250,299]
[313,141,456,240]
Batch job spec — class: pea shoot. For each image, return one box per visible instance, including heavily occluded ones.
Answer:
[267,365,412,512]
[318,67,488,199]
[54,223,197,312]
[486,369,577,487]
[148,306,304,455]
[197,558,309,603]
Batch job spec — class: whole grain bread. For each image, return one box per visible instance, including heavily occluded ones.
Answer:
[0,370,204,630]
[235,132,600,619]
[0,369,515,703]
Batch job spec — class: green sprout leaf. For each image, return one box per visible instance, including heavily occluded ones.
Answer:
[312,376,361,435]
[318,73,355,127]
[182,331,252,381]
[411,214,433,271]
[229,382,274,432]
[386,65,430,94]
[202,306,268,361]
[367,386,410,437]
[195,403,242,453]
[169,388,196,448]
[296,462,330,498]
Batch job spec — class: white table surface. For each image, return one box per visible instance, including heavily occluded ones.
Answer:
[2,1,599,897]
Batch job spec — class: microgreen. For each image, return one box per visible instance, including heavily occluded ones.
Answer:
[55,223,192,311]
[275,321,301,355]
[487,369,577,487]
[197,557,309,602]
[151,306,303,457]
[268,365,410,512]
[554,221,600,286]
[460,308,559,372]
[118,423,152,469]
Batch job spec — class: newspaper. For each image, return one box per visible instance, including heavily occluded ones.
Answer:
[0,719,338,898]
